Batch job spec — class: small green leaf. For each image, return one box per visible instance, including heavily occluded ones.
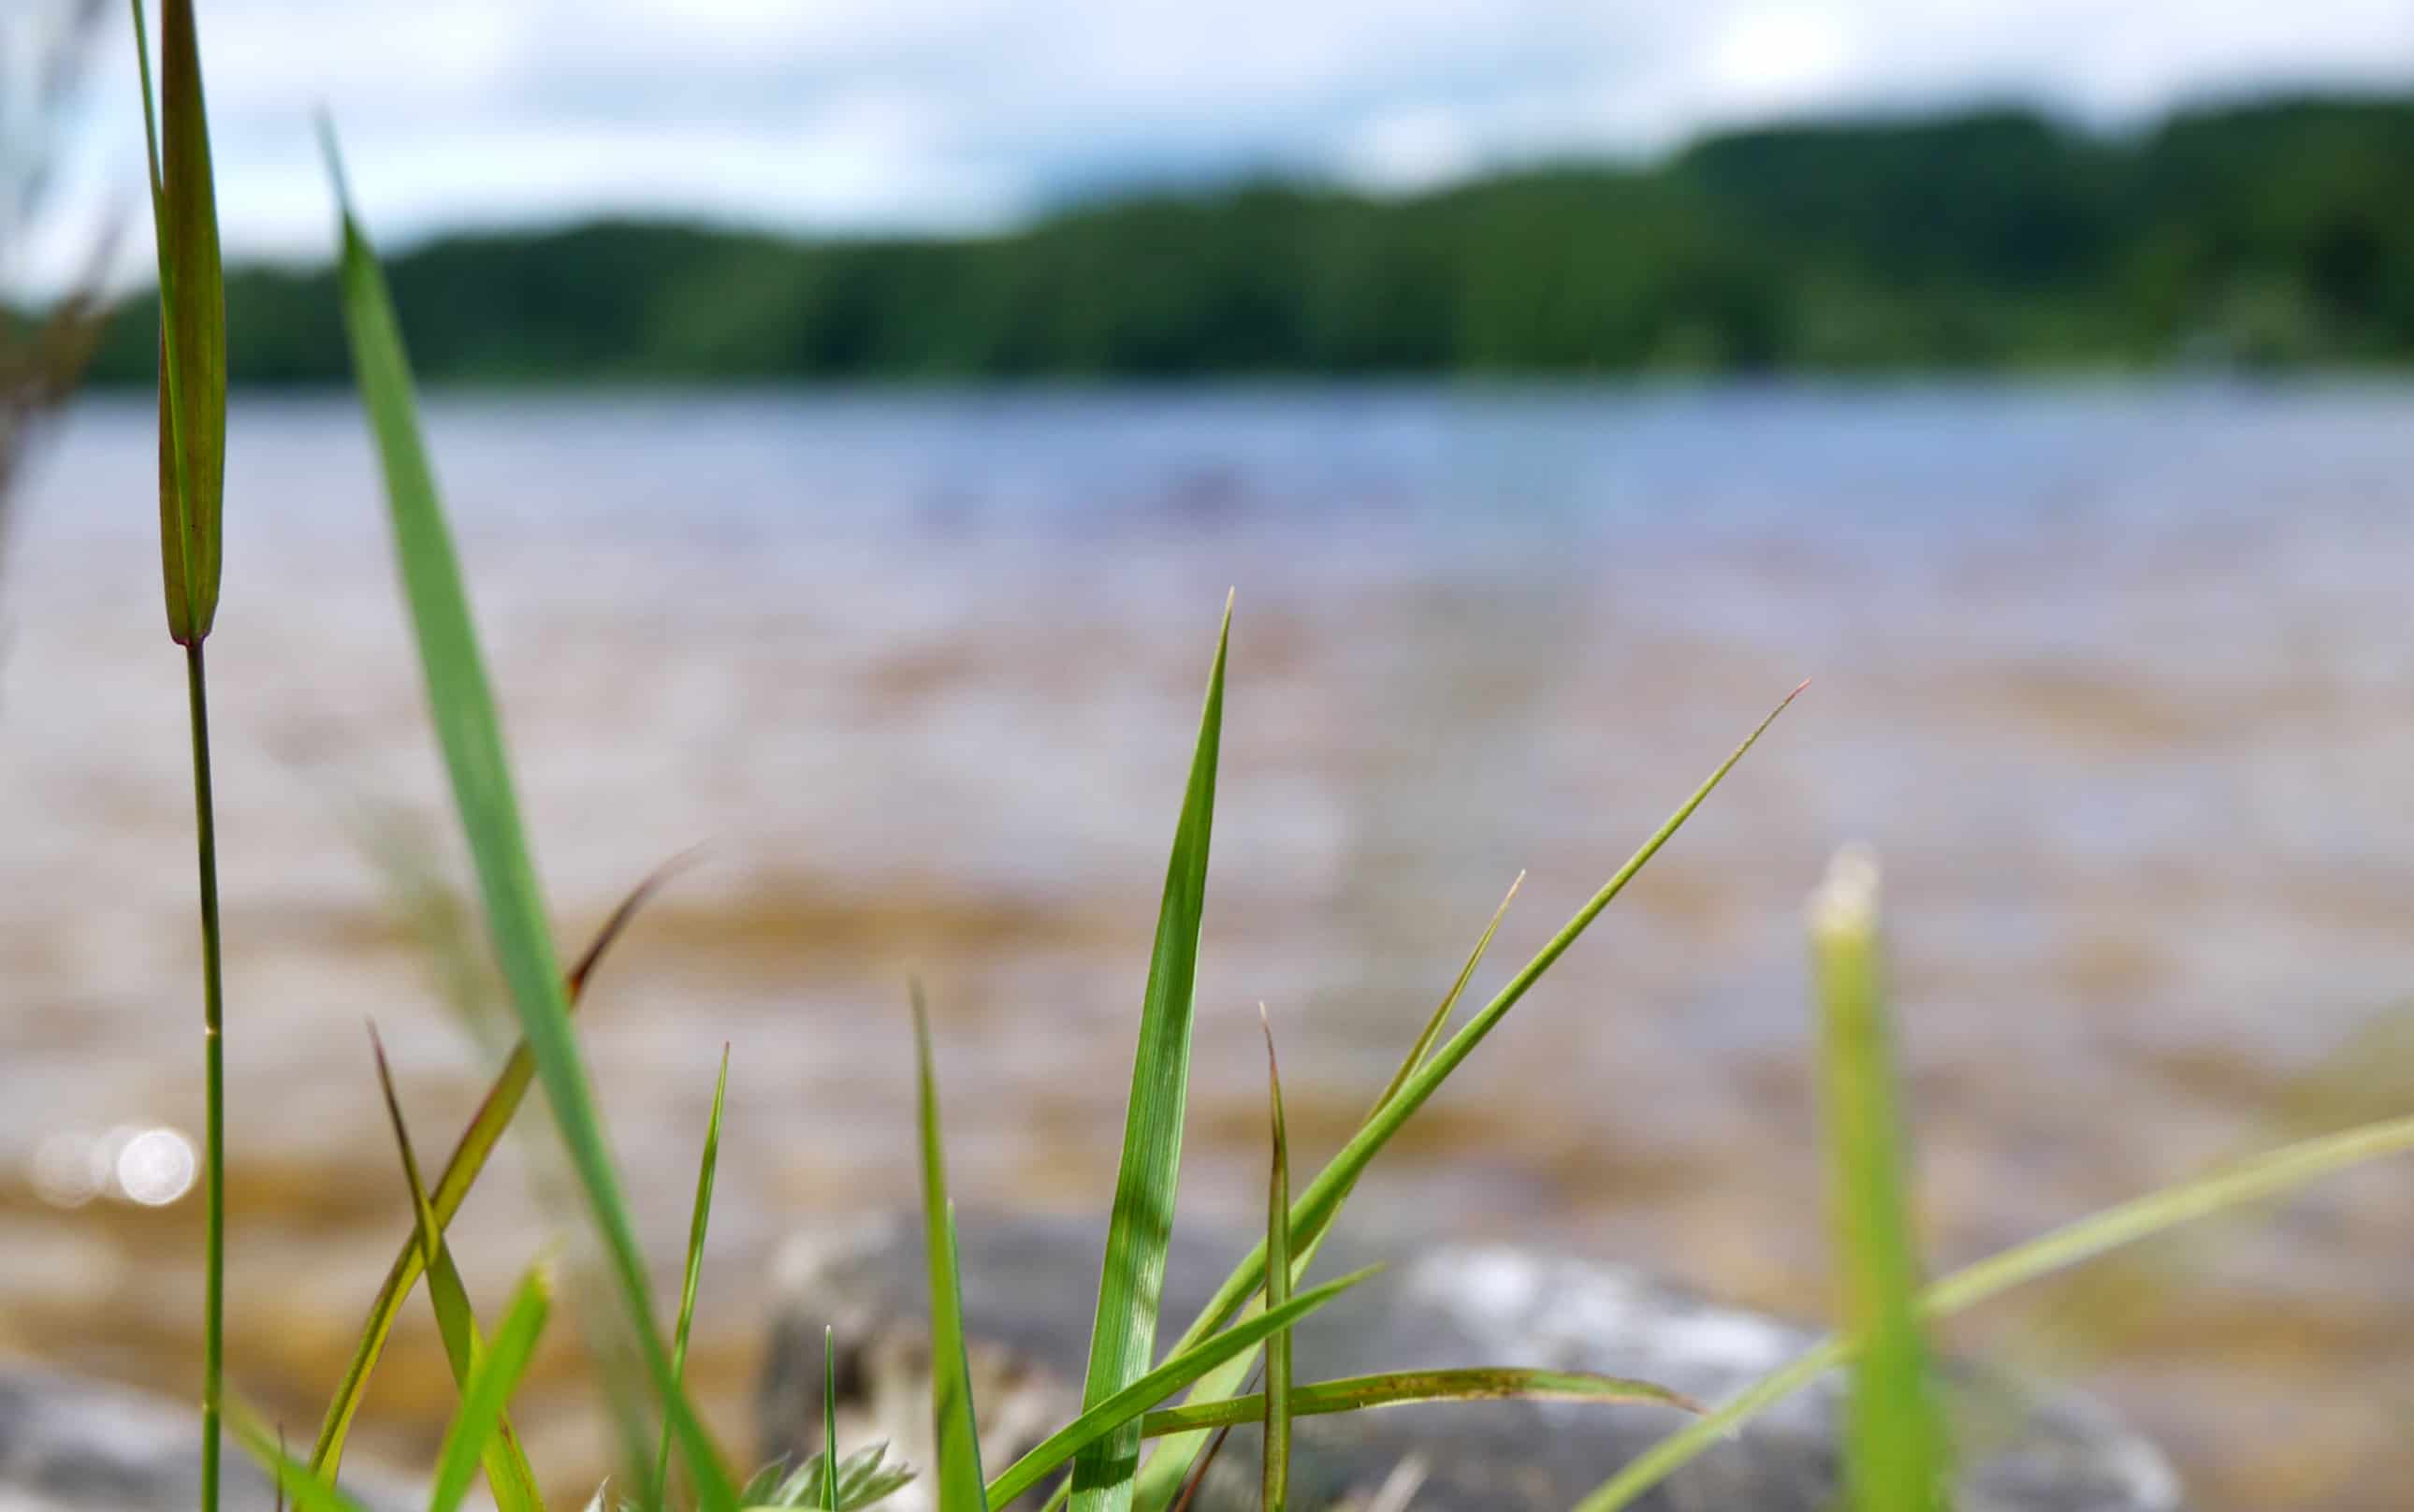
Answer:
[912,986,988,1512]
[312,858,685,1476]
[367,1025,545,1512]
[1140,1367,1702,1435]
[321,126,736,1512]
[1071,597,1230,1512]
[428,1268,552,1512]
[1574,1108,2414,1510]
[1258,1008,1291,1512]
[983,1265,1380,1509]
[656,1046,734,1507]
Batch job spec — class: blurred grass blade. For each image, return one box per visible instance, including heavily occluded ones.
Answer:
[985,1265,1379,1510]
[1133,876,1522,1512]
[912,985,988,1511]
[129,0,225,645]
[428,1269,552,1512]
[1574,1107,2414,1511]
[654,1056,738,1481]
[1069,599,1230,1512]
[368,1026,545,1512]
[1258,1008,1291,1512]
[654,1045,733,1507]
[822,1327,840,1512]
[1141,1367,1702,1434]
[321,127,737,1512]
[1810,846,1946,1512]
[313,858,687,1476]
[1152,684,1804,1422]
[227,1402,373,1512]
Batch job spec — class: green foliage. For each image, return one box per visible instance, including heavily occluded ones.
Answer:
[656,1048,734,1507]
[427,1269,553,1512]
[71,94,2414,385]
[738,1443,917,1511]
[911,988,989,1512]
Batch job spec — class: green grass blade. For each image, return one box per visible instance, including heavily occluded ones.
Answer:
[227,1402,374,1512]
[1574,1108,2414,1511]
[428,1268,552,1512]
[822,1327,840,1512]
[368,1026,545,1512]
[1132,876,1522,1512]
[1069,598,1231,1512]
[129,0,225,645]
[1809,848,1944,1512]
[1141,1367,1701,1434]
[312,858,686,1476]
[655,1045,733,1507]
[984,1266,1379,1510]
[913,985,989,1512]
[1155,684,1804,1395]
[320,127,736,1512]
[1258,1008,1291,1512]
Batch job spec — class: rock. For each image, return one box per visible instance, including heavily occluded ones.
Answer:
[0,1362,414,1512]
[760,1214,2182,1512]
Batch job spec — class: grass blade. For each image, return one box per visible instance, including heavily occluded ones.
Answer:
[428,1268,552,1512]
[227,1402,373,1512]
[1573,1108,2414,1511]
[1132,876,1522,1511]
[1150,684,1804,1432]
[913,985,988,1512]
[1810,847,1945,1512]
[1258,1008,1291,1512]
[1140,1367,1702,1434]
[129,0,225,645]
[312,857,687,1476]
[1069,598,1231,1512]
[822,1327,840,1512]
[984,1266,1380,1509]
[654,1045,733,1507]
[321,127,736,1512]
[367,1026,545,1512]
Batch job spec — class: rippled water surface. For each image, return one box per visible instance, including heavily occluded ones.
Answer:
[6,385,2414,1508]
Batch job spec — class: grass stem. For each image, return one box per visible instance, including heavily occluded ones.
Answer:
[184,636,226,1512]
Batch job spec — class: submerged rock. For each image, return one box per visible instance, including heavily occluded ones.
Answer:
[760,1213,2181,1512]
[0,1362,414,1512]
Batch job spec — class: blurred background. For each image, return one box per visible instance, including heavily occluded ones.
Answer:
[7,2,2414,1508]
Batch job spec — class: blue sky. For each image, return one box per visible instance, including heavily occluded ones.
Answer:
[13,0,2414,292]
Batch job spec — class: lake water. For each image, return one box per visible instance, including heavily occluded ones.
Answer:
[5,385,2414,1508]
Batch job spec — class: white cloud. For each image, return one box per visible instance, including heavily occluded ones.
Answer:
[12,0,2414,296]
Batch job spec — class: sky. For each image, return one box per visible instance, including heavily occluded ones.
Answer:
[10,0,2414,293]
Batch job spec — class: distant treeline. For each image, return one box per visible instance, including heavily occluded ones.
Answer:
[77,94,2414,382]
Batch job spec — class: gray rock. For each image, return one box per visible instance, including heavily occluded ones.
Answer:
[760,1214,2181,1512]
[0,1362,414,1512]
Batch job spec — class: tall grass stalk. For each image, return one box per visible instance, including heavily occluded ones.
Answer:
[129,4,227,1509]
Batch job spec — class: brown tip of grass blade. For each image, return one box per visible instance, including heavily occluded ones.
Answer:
[568,845,705,996]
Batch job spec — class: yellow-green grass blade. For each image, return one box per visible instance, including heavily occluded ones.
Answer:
[1131,875,1523,1512]
[429,1268,552,1512]
[1258,1009,1291,1512]
[321,126,737,1512]
[1573,1107,2414,1512]
[368,1026,545,1512]
[822,1326,840,1512]
[655,1045,733,1507]
[1140,1367,1702,1434]
[128,0,224,644]
[1069,598,1230,1512]
[914,986,989,1512]
[228,1402,374,1512]
[1810,848,1945,1512]
[1148,684,1804,1421]
[984,1266,1380,1510]
[312,858,685,1476]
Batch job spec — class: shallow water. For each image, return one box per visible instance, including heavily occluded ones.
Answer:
[5,384,2413,1508]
